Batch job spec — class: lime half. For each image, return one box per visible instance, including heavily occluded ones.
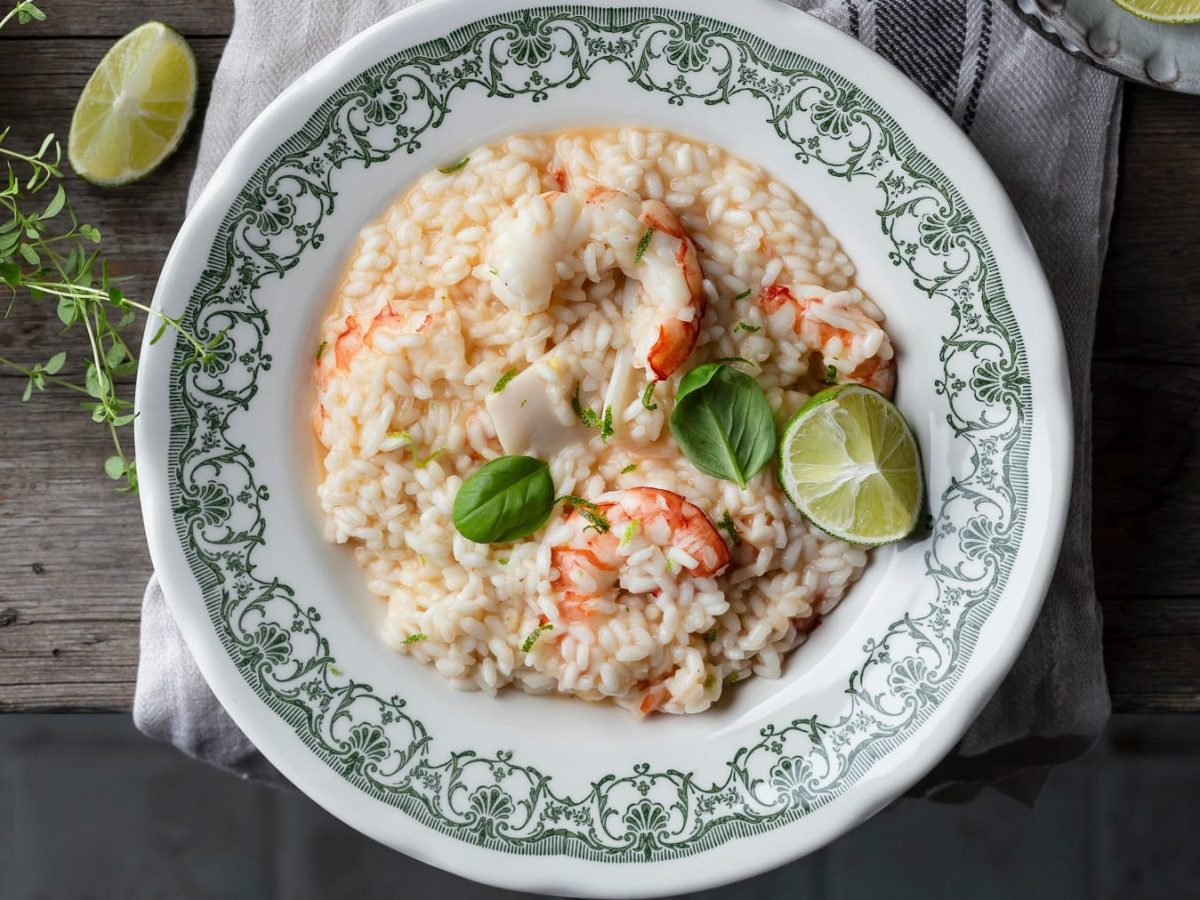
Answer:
[1111,0,1200,23]
[778,384,923,546]
[68,22,197,186]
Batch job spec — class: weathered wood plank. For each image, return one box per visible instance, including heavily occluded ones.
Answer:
[1093,87,1200,367]
[0,0,232,38]
[1091,85,1200,714]
[0,391,149,710]
[1092,361,1200,599]
[1105,599,1200,714]
[1091,87,1200,606]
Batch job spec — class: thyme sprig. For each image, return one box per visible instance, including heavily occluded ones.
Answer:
[0,4,215,491]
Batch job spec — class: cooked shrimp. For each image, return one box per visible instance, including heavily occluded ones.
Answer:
[550,487,730,624]
[313,303,449,435]
[487,188,704,380]
[759,283,895,396]
[317,305,434,385]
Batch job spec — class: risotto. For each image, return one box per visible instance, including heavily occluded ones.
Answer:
[313,128,896,716]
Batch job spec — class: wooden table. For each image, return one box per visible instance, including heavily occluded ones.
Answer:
[1,2,1198,714]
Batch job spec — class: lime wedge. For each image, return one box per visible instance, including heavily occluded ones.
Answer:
[68,22,197,186]
[1111,0,1200,23]
[778,384,923,546]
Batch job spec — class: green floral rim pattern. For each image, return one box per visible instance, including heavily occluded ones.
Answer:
[168,6,1029,861]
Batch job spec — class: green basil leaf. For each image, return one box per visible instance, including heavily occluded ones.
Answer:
[669,364,776,489]
[453,455,555,544]
[675,362,724,404]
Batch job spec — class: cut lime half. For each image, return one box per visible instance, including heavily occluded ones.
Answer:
[778,384,923,546]
[68,22,197,186]
[1111,0,1200,23]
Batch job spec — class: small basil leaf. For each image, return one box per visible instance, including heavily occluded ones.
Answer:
[453,455,555,544]
[669,364,776,489]
[675,362,724,404]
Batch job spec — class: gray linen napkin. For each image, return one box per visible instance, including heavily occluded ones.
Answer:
[136,0,1117,801]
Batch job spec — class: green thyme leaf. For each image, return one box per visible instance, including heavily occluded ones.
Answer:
[634,227,654,263]
[600,404,614,441]
[571,383,602,428]
[718,510,741,546]
[641,381,658,411]
[402,633,427,645]
[734,321,761,334]
[315,340,328,360]
[521,623,554,653]
[559,495,610,534]
[104,455,125,480]
[733,289,752,301]
[619,519,639,547]
[437,156,469,174]
[493,366,518,393]
[620,463,638,474]
[386,430,444,468]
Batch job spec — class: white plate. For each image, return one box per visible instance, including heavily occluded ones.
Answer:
[136,0,1071,894]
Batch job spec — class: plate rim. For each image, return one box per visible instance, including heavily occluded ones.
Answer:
[1010,0,1200,93]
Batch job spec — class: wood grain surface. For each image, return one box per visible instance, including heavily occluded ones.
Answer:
[1,1,1198,712]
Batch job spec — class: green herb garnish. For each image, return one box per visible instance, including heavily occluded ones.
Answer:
[437,156,469,174]
[718,511,741,546]
[571,383,602,428]
[559,495,610,533]
[387,430,444,468]
[493,366,518,393]
[521,623,554,653]
[733,289,752,301]
[705,626,719,644]
[453,455,556,544]
[497,557,509,565]
[703,672,717,690]
[725,671,741,685]
[600,405,614,441]
[634,227,654,263]
[2,2,45,27]
[669,363,776,489]
[0,19,214,494]
[619,519,639,547]
[822,364,838,385]
[641,381,658,411]
[315,340,328,360]
[402,633,427,645]
[620,463,638,474]
[734,321,761,334]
